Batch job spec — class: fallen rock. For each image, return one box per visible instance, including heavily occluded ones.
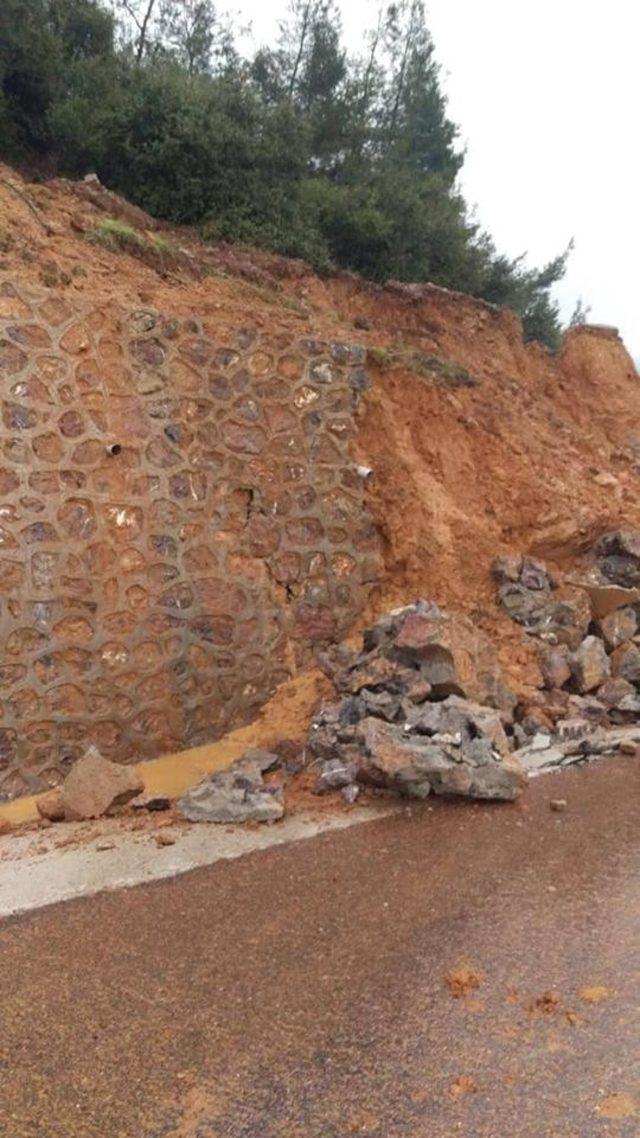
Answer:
[315,757,358,794]
[492,554,552,590]
[538,643,572,690]
[570,635,610,693]
[178,750,283,823]
[543,588,592,650]
[491,553,523,584]
[596,676,636,710]
[596,530,640,587]
[406,695,512,758]
[550,798,567,812]
[389,604,514,710]
[498,583,590,649]
[36,787,65,822]
[61,746,143,821]
[576,581,640,620]
[355,712,525,802]
[610,641,640,684]
[596,606,638,651]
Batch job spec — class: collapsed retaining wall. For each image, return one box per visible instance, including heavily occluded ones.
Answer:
[0,280,380,799]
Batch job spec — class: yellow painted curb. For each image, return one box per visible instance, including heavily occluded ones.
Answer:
[0,669,329,830]
[0,719,278,828]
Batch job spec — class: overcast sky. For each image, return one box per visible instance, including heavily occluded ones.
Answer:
[239,0,639,358]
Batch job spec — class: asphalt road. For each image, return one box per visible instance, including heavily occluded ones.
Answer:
[1,757,638,1138]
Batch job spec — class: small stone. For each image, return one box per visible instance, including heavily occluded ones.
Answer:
[36,788,65,822]
[619,740,638,755]
[95,840,116,851]
[315,757,357,794]
[131,793,171,812]
[341,783,360,804]
[550,798,567,812]
[155,832,176,847]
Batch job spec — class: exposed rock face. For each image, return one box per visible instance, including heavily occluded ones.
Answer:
[61,746,143,820]
[178,749,283,823]
[309,602,524,802]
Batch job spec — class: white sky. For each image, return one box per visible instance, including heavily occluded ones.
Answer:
[238,0,640,357]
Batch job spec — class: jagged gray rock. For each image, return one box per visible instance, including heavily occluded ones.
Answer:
[354,712,525,802]
[307,603,523,802]
[178,749,283,823]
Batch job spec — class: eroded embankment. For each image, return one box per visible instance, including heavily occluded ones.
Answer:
[0,165,638,799]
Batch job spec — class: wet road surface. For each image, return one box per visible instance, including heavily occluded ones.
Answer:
[0,756,638,1137]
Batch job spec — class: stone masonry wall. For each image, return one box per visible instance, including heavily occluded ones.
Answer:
[0,279,380,799]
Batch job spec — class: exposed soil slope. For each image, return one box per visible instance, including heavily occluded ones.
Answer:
[0,166,638,789]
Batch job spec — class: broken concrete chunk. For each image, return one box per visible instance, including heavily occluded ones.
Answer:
[570,636,610,693]
[178,751,283,823]
[61,746,143,821]
[596,606,638,651]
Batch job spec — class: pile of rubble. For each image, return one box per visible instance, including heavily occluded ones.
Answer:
[30,533,640,831]
[494,533,640,770]
[307,601,526,803]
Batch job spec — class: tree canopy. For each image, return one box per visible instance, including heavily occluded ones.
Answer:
[0,0,570,345]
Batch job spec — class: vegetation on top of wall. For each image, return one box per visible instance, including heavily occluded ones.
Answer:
[0,0,570,346]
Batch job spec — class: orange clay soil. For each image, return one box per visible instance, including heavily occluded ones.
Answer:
[1,163,639,712]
